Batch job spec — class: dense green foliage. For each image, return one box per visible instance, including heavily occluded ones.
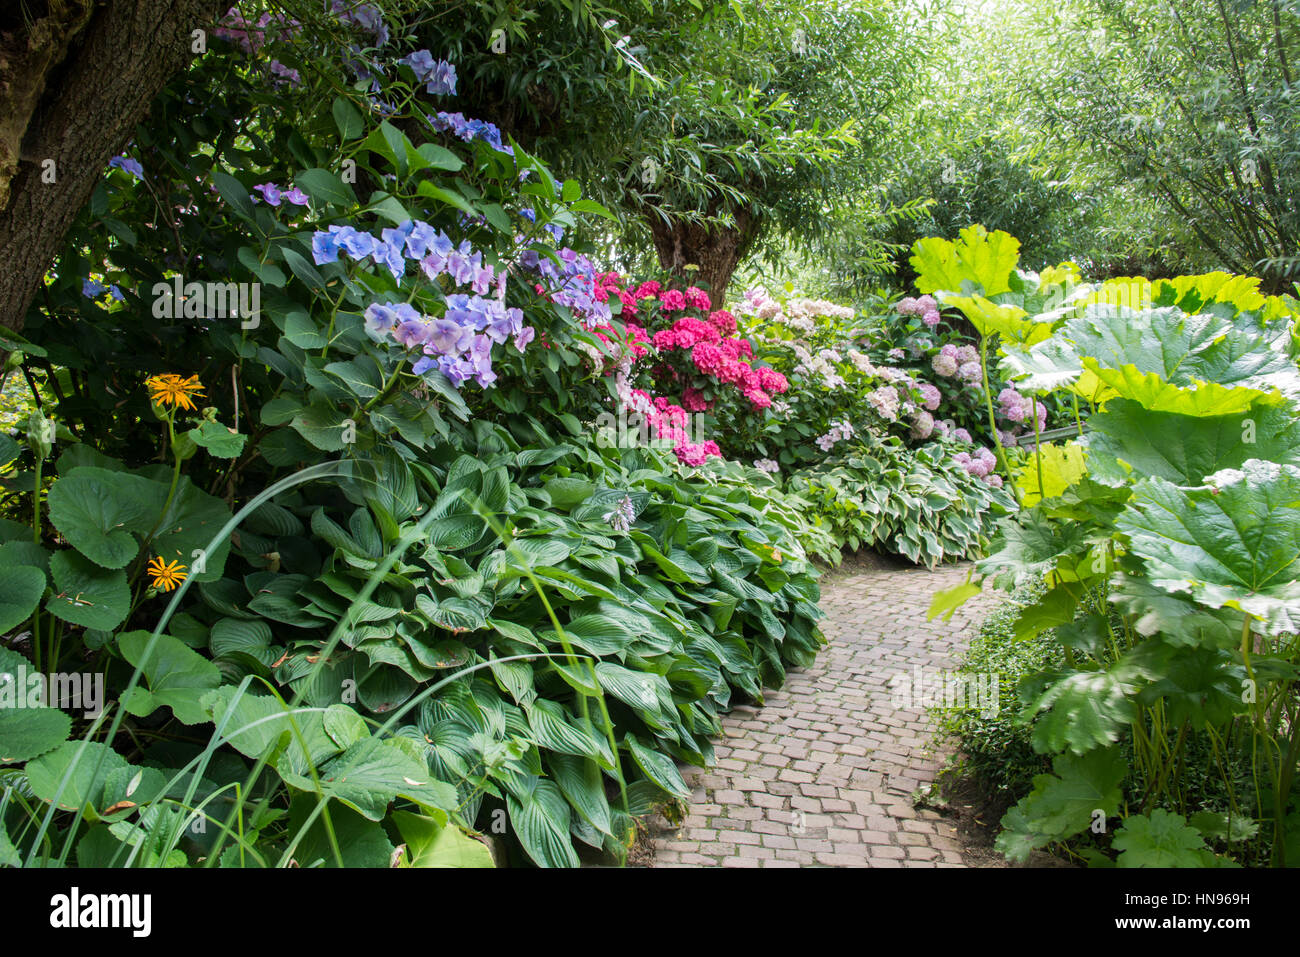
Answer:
[930,226,1300,867]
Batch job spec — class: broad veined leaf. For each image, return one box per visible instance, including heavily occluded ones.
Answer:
[1014,442,1088,505]
[118,631,222,725]
[911,225,1020,297]
[1086,401,1300,487]
[507,778,580,868]
[391,810,494,867]
[1116,461,1300,633]
[0,649,71,763]
[0,565,46,633]
[1113,809,1211,868]
[1028,668,1138,755]
[279,736,457,821]
[46,467,159,568]
[624,733,690,799]
[26,740,129,815]
[45,550,130,631]
[995,747,1125,861]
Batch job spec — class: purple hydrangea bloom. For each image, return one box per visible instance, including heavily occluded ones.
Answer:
[109,155,144,180]
[282,187,310,206]
[252,183,282,206]
[82,279,104,298]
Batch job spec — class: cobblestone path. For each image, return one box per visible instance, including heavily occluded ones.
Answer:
[652,558,1000,868]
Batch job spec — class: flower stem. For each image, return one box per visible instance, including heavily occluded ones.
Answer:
[980,335,1020,504]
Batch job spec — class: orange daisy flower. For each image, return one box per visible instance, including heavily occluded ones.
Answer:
[146,556,188,591]
[145,374,205,411]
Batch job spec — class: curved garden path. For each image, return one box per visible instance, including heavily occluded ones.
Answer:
[650,555,1000,868]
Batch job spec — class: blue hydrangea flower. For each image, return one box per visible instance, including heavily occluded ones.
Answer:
[109,156,144,180]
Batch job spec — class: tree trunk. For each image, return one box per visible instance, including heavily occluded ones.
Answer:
[646,204,761,307]
[0,0,225,334]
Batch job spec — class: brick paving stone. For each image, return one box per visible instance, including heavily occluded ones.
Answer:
[650,560,997,869]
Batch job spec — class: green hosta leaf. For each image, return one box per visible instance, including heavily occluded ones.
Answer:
[1116,461,1300,633]
[547,753,613,836]
[45,550,130,631]
[524,699,603,760]
[118,631,222,725]
[1113,809,1210,867]
[995,747,1125,862]
[0,565,45,633]
[624,734,690,799]
[507,779,579,868]
[1087,400,1300,487]
[542,476,594,509]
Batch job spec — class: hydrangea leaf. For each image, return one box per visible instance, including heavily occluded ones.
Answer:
[1116,461,1300,633]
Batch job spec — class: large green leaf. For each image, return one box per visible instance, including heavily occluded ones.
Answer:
[45,550,130,630]
[391,810,495,867]
[0,649,71,763]
[46,467,159,568]
[279,736,458,821]
[506,779,579,868]
[118,631,222,725]
[1116,461,1300,633]
[26,740,129,815]
[1113,809,1212,868]
[1068,305,1300,414]
[0,565,45,633]
[1029,669,1138,755]
[995,747,1125,861]
[1087,401,1300,486]
[911,225,1020,297]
